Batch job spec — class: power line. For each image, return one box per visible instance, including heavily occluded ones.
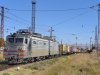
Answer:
[7,11,31,25]
[1,9,30,26]
[5,8,88,11]
[51,4,99,27]
[0,5,97,12]
[0,4,98,27]
[1,8,94,30]
[0,4,98,33]
[0,12,49,31]
[3,15,30,27]
[0,13,24,24]
[1,7,32,28]
[52,11,90,27]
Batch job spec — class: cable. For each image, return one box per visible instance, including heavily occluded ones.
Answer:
[7,11,31,25]
[89,4,99,11]
[5,8,88,12]
[0,12,48,31]
[4,15,26,26]
[0,3,98,12]
[4,4,99,12]
[0,5,96,12]
[1,7,31,26]
[0,9,31,26]
[0,4,98,30]
[52,10,90,27]
[4,15,30,27]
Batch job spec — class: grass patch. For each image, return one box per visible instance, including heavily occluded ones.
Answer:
[29,63,41,70]
[2,72,10,75]
[26,58,59,71]
[0,53,100,75]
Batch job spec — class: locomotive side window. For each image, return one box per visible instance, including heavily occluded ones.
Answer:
[15,38,23,43]
[33,41,36,44]
[8,38,14,43]
[44,42,46,45]
[25,39,28,44]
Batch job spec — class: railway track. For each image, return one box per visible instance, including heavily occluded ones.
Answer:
[0,57,52,71]
[0,52,87,71]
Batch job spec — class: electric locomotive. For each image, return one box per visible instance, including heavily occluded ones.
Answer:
[4,29,59,64]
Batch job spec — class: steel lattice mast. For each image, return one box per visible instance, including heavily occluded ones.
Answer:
[32,0,36,33]
[97,4,100,54]
[95,26,98,49]
[0,6,4,47]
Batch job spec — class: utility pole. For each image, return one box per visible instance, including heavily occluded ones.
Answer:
[32,0,36,33]
[61,40,62,44]
[72,34,78,52]
[90,37,92,50]
[86,43,88,49]
[0,6,4,48]
[95,26,98,49]
[49,27,54,39]
[48,27,54,56]
[97,3,100,55]
[75,37,78,52]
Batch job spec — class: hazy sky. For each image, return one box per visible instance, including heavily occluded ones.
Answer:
[0,0,100,45]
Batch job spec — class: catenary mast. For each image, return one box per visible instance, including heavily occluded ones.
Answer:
[95,26,98,49]
[0,6,4,48]
[32,0,36,33]
[97,3,100,53]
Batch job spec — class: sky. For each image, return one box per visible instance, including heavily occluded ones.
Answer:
[0,0,100,45]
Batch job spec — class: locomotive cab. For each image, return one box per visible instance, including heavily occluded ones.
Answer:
[4,34,30,64]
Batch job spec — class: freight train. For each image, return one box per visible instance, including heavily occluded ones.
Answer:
[4,29,60,64]
[2,1,89,64]
[3,29,80,64]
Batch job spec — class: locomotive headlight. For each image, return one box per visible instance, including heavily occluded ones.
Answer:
[18,48,22,51]
[18,47,22,50]
[18,47,24,52]
[4,48,8,52]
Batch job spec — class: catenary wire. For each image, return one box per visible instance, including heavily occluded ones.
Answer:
[52,10,90,27]
[0,5,97,12]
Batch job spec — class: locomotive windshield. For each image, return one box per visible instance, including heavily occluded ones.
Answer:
[8,38,14,43]
[7,38,23,43]
[15,38,23,43]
